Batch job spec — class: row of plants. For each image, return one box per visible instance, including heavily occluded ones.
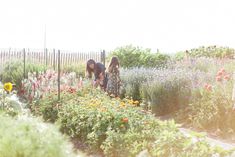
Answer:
[110,45,235,69]
[175,45,235,59]
[3,66,235,156]
[0,61,85,92]
[29,83,234,157]
[0,82,86,157]
[0,60,47,91]
[20,69,82,103]
[120,57,235,135]
[176,69,235,136]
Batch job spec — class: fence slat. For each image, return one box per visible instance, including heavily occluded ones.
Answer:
[0,49,104,69]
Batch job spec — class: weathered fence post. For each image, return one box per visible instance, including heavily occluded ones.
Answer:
[45,48,48,66]
[53,49,56,70]
[23,48,26,79]
[58,50,61,101]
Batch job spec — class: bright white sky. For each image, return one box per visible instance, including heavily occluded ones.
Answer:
[0,0,235,53]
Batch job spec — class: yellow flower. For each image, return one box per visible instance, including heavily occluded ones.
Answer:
[120,102,126,107]
[4,82,13,92]
[128,100,134,105]
[134,101,139,105]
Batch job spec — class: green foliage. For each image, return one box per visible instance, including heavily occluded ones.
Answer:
[0,82,25,116]
[0,60,46,90]
[143,76,192,115]
[186,80,235,134]
[174,46,235,59]
[33,86,232,156]
[0,114,75,157]
[62,63,86,77]
[173,51,185,60]
[30,91,77,123]
[120,68,196,115]
[120,68,150,100]
[111,45,170,68]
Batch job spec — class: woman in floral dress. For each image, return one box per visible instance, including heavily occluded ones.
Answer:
[107,57,121,97]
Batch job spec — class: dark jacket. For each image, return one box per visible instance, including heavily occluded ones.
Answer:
[94,62,105,81]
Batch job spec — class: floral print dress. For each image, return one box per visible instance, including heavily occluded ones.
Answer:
[107,66,121,97]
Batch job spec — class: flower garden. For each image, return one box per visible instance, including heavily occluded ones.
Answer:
[1,46,235,157]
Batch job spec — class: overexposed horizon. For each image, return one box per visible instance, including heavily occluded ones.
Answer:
[1,0,235,53]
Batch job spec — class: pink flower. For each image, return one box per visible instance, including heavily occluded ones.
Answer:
[216,76,222,82]
[224,74,230,81]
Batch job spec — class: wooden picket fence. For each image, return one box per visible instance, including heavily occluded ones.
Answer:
[0,48,105,68]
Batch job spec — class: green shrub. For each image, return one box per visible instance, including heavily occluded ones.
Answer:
[174,46,235,59]
[62,63,86,77]
[102,125,231,157]
[30,91,77,123]
[121,68,198,115]
[120,68,152,100]
[0,114,75,157]
[186,76,235,134]
[111,45,170,68]
[0,60,46,90]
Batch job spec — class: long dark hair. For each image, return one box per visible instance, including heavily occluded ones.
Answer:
[108,57,119,72]
[86,59,96,78]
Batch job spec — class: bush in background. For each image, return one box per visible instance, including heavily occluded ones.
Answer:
[174,46,235,59]
[62,63,86,78]
[111,45,170,68]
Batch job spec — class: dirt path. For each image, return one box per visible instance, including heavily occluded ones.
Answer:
[179,128,235,150]
[158,115,235,156]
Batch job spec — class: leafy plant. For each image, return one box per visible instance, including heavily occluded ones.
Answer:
[111,45,170,68]
[174,46,235,59]
[0,114,76,157]
[32,84,233,156]
[0,60,47,90]
[184,68,235,134]
[62,63,86,77]
[0,82,25,116]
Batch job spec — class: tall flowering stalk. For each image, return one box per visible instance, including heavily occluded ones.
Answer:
[20,70,82,102]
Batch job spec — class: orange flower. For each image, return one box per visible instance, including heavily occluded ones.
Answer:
[122,117,128,123]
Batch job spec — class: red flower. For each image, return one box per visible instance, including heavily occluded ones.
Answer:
[217,71,223,76]
[204,83,209,89]
[204,83,212,91]
[206,85,212,91]
[122,117,128,123]
[224,74,230,81]
[217,68,226,77]
[216,76,222,82]
[220,68,225,73]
